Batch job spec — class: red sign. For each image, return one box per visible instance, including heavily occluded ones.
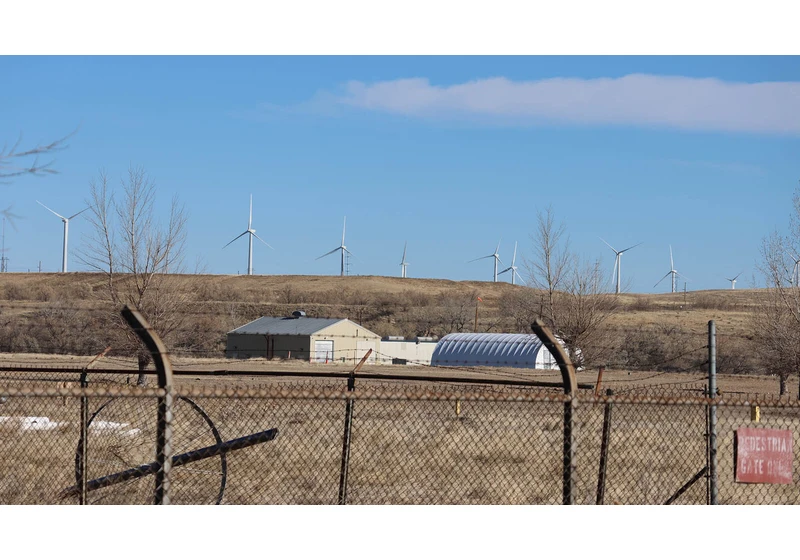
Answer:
[735,428,793,484]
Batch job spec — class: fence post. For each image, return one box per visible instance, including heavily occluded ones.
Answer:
[121,305,175,506]
[596,389,613,505]
[531,319,578,505]
[338,349,372,505]
[79,369,88,505]
[708,320,718,505]
[77,345,110,506]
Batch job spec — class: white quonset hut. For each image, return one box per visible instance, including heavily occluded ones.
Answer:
[430,333,559,370]
[226,311,381,363]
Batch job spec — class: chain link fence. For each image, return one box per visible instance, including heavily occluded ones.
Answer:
[1,377,799,505]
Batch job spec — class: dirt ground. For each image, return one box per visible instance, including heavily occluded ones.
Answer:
[0,351,791,397]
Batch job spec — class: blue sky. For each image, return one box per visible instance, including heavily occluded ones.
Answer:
[2,55,799,292]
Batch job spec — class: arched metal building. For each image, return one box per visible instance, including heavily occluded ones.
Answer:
[430,333,559,370]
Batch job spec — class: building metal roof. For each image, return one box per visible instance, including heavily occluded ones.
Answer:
[430,332,558,370]
[228,316,344,336]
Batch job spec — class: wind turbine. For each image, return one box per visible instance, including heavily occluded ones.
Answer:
[499,241,524,285]
[790,253,800,287]
[36,201,88,273]
[469,240,503,282]
[399,241,409,278]
[317,216,352,276]
[725,272,743,290]
[654,245,689,293]
[600,237,642,294]
[223,195,272,276]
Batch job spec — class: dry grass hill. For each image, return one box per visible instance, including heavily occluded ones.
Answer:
[0,272,764,374]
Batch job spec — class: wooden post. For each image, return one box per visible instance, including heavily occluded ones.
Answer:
[594,365,605,397]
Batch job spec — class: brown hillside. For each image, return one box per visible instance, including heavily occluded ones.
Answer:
[0,273,764,373]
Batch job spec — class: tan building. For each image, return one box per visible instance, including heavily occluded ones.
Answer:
[226,311,381,364]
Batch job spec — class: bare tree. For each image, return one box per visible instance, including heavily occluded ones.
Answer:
[1,130,74,223]
[755,193,800,395]
[78,166,188,385]
[0,132,73,182]
[524,206,572,326]
[555,257,620,367]
[520,207,619,367]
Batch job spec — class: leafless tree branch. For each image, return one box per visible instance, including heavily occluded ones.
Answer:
[77,165,189,385]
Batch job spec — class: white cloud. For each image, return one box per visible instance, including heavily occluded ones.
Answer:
[327,74,800,134]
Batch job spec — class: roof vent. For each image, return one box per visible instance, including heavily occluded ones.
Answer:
[291,310,307,318]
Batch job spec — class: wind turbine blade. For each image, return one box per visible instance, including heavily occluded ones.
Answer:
[733,271,743,281]
[676,272,691,282]
[36,201,65,220]
[599,237,618,253]
[511,242,517,265]
[654,271,672,288]
[468,254,494,263]
[619,242,643,254]
[67,207,90,220]
[252,232,274,250]
[223,230,248,249]
[669,245,674,270]
[401,241,407,263]
[248,195,253,229]
[316,247,340,260]
[499,266,512,274]
[495,240,501,254]
[342,216,346,246]
[514,270,526,285]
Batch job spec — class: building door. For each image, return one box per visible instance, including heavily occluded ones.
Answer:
[314,340,334,363]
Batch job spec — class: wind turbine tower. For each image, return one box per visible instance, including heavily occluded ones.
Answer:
[499,241,524,285]
[600,238,642,294]
[654,245,689,293]
[37,201,88,273]
[400,242,409,278]
[1,217,8,273]
[725,272,742,290]
[469,240,503,282]
[317,217,352,276]
[223,195,273,276]
[791,254,800,287]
